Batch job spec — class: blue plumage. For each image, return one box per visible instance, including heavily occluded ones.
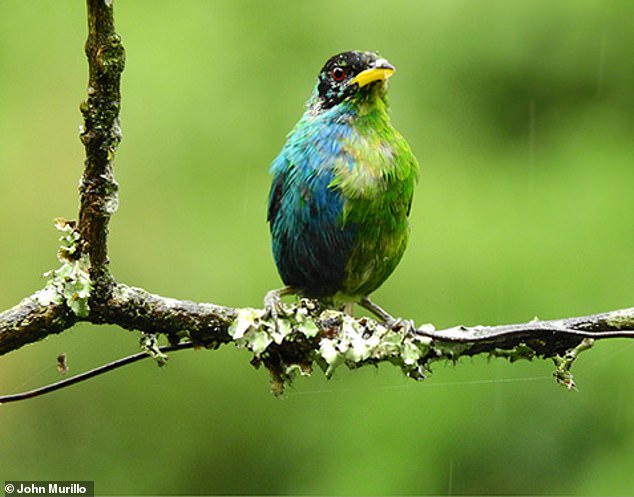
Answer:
[268,109,355,297]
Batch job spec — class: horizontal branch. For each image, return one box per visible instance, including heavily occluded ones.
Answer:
[2,275,632,394]
[97,283,237,347]
[0,288,77,356]
[0,281,236,356]
[422,308,634,347]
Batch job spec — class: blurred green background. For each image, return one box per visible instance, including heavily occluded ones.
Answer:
[1,0,633,494]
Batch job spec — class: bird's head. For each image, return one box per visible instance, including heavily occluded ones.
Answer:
[313,51,395,112]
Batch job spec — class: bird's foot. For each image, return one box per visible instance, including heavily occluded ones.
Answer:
[358,296,415,333]
[387,317,416,334]
[359,296,395,323]
[263,286,297,320]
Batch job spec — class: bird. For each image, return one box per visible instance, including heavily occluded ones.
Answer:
[265,50,419,324]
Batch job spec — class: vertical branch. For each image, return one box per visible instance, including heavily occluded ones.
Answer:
[78,0,125,282]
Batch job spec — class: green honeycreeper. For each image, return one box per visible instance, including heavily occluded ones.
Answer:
[266,50,419,323]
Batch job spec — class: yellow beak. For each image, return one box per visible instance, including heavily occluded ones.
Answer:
[349,59,395,88]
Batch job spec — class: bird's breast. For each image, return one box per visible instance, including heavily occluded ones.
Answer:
[268,105,416,299]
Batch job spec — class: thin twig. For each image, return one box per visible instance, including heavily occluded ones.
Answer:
[0,342,195,405]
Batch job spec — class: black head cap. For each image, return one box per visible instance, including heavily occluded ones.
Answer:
[315,51,395,110]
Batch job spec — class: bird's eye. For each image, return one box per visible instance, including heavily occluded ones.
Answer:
[331,67,346,82]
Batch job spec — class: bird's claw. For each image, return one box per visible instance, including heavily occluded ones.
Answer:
[387,317,416,334]
[358,296,415,332]
[263,289,283,321]
[263,286,298,329]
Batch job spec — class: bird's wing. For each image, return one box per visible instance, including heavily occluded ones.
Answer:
[267,153,293,225]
